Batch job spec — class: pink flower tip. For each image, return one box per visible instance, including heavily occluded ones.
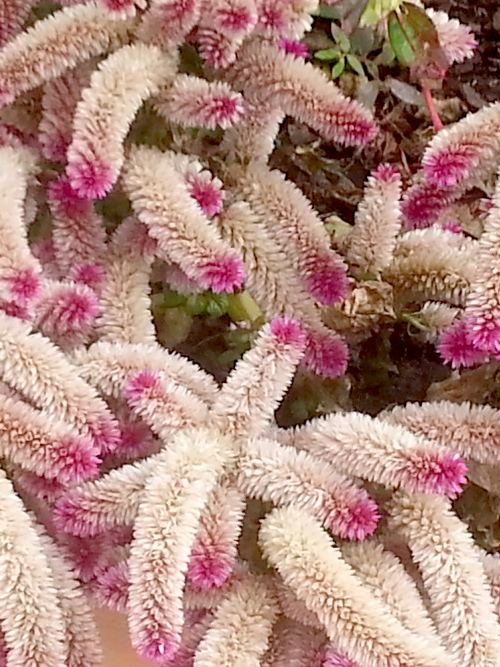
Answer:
[54,436,101,484]
[49,175,93,218]
[4,267,42,306]
[303,254,350,305]
[186,176,224,217]
[66,156,116,199]
[302,329,349,378]
[440,220,463,234]
[124,369,162,403]
[466,315,500,355]
[53,493,95,537]
[278,38,309,59]
[371,164,401,183]
[406,450,467,497]
[68,263,107,290]
[329,495,380,541]
[137,637,179,663]
[87,415,122,455]
[202,92,244,130]
[423,145,479,187]
[438,318,489,368]
[270,316,306,349]
[187,553,233,589]
[216,6,256,33]
[198,255,246,293]
[322,646,362,667]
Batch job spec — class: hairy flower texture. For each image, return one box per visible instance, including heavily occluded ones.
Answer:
[287,411,467,496]
[47,176,107,273]
[68,263,107,293]
[340,540,444,642]
[124,368,209,440]
[422,102,500,190]
[227,39,377,146]
[401,180,462,229]
[278,37,310,59]
[382,228,477,306]
[346,164,403,274]
[0,145,42,311]
[0,312,121,454]
[214,201,349,377]
[211,317,306,437]
[196,0,258,68]
[0,392,100,483]
[136,0,201,48]
[34,280,100,349]
[388,493,500,667]
[237,436,379,539]
[67,44,176,199]
[236,162,349,305]
[427,9,477,65]
[0,0,37,48]
[255,0,317,40]
[464,180,500,354]
[94,560,130,613]
[382,401,500,468]
[483,554,500,619]
[127,429,236,661]
[0,3,131,107]
[437,317,489,368]
[39,64,93,163]
[96,250,155,345]
[187,482,245,590]
[97,0,145,18]
[154,75,244,131]
[73,340,219,405]
[35,525,104,667]
[123,146,245,293]
[193,577,278,667]
[259,506,455,667]
[0,471,68,667]
[266,619,326,667]
[221,98,285,160]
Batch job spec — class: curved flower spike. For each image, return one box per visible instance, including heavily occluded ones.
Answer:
[0,0,37,48]
[227,40,377,146]
[0,2,131,107]
[137,0,201,47]
[67,43,176,199]
[122,145,246,293]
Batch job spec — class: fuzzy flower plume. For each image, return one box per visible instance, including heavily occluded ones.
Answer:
[346,164,403,274]
[237,436,379,539]
[437,317,489,368]
[464,174,500,354]
[236,162,350,305]
[287,411,467,496]
[137,0,201,47]
[401,180,461,229]
[388,493,500,667]
[227,40,377,146]
[422,102,500,190]
[0,3,131,107]
[67,43,176,199]
[259,506,455,667]
[127,429,236,662]
[154,76,244,130]
[427,8,477,65]
[0,0,37,48]
[123,145,246,293]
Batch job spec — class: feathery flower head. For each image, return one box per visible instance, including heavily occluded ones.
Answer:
[185,171,225,217]
[402,448,467,496]
[423,143,482,187]
[48,175,95,219]
[401,180,459,229]
[303,250,351,305]
[124,368,162,404]
[277,38,309,59]
[270,315,306,350]
[68,263,107,291]
[325,493,380,541]
[427,8,477,65]
[3,267,42,306]
[437,317,490,368]
[302,328,349,378]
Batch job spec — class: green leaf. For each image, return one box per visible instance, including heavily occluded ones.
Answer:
[331,57,346,78]
[347,54,365,76]
[315,48,342,61]
[388,10,415,67]
[227,292,262,323]
[206,293,229,318]
[331,23,351,52]
[185,294,209,315]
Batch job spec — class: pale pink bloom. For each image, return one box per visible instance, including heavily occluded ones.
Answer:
[255,0,315,40]
[98,0,145,18]
[13,470,67,503]
[35,280,100,348]
[302,326,349,378]
[0,0,37,48]
[278,37,309,59]
[0,3,131,107]
[48,175,107,272]
[137,0,201,47]
[440,220,463,234]
[155,76,244,130]
[67,43,176,199]
[437,317,489,368]
[290,412,467,497]
[237,163,349,305]
[122,146,246,293]
[427,8,477,65]
[185,170,225,217]
[68,263,107,293]
[3,266,42,307]
[94,561,130,613]
[423,143,483,188]
[401,180,460,229]
[322,645,364,667]
[110,218,158,261]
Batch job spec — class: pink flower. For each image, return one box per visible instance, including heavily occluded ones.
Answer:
[438,317,489,367]
[402,449,467,497]
[423,143,482,187]
[401,180,460,229]
[324,492,379,540]
[302,327,349,378]
[278,38,309,59]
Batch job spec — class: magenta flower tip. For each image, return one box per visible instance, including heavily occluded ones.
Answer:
[371,163,401,183]
[302,330,349,378]
[186,176,224,217]
[4,267,42,306]
[124,369,161,403]
[423,145,479,187]
[199,255,246,293]
[438,318,489,368]
[408,450,467,497]
[48,175,93,218]
[66,157,115,199]
[187,555,233,590]
[68,263,107,290]
[137,637,179,663]
[54,436,101,484]
[341,497,380,541]
[87,415,121,455]
[278,38,309,59]
[303,254,350,306]
[270,316,306,349]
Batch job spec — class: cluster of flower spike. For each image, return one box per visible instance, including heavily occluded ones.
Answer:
[0,0,500,666]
